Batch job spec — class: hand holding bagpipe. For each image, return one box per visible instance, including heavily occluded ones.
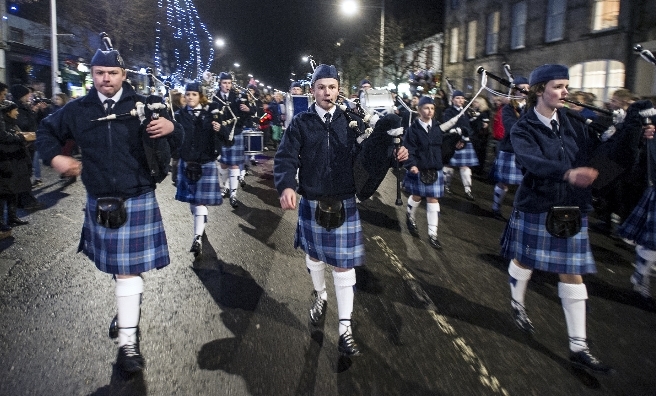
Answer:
[330,95,374,144]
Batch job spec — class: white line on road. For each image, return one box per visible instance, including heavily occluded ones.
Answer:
[371,235,509,396]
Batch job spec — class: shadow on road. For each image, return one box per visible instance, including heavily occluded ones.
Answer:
[88,355,148,396]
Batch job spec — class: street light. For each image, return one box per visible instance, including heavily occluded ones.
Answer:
[215,38,225,48]
[340,0,385,87]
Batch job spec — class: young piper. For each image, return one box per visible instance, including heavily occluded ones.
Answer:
[274,64,408,357]
[501,64,614,375]
[402,96,444,249]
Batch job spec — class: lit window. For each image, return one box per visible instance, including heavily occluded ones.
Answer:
[545,0,566,43]
[511,2,527,49]
[466,20,477,59]
[592,0,619,31]
[449,27,459,63]
[568,60,625,103]
[486,12,499,55]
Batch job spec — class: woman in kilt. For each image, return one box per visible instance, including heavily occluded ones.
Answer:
[274,64,408,357]
[174,82,228,257]
[442,90,478,201]
[618,119,656,302]
[491,76,529,220]
[402,96,445,249]
[501,64,614,375]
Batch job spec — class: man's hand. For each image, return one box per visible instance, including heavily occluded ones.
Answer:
[280,188,297,210]
[51,155,82,177]
[409,166,419,174]
[396,146,409,162]
[146,118,174,138]
[643,124,655,140]
[239,103,250,112]
[564,167,599,188]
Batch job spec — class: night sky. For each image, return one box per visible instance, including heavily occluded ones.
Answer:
[194,0,444,90]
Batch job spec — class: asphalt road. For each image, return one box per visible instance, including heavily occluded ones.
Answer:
[0,152,654,395]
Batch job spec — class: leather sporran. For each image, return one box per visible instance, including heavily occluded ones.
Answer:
[546,206,581,238]
[184,161,203,183]
[420,168,438,185]
[96,197,127,229]
[314,199,346,231]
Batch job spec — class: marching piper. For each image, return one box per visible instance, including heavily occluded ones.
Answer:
[274,64,408,357]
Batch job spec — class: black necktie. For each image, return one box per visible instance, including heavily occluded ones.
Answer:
[551,119,559,136]
[324,113,331,126]
[104,99,114,115]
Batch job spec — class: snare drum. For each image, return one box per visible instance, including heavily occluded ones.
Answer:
[284,94,312,128]
[360,89,395,116]
[243,129,264,155]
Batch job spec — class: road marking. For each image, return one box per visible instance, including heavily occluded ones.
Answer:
[371,235,509,396]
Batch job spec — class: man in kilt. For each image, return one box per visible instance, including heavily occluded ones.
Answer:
[174,82,228,257]
[442,90,478,201]
[215,72,256,208]
[618,118,656,302]
[274,64,407,357]
[500,64,614,375]
[402,96,445,249]
[491,76,529,220]
[36,43,183,374]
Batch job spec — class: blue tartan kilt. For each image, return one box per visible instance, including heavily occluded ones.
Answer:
[493,151,523,185]
[618,186,656,250]
[79,191,170,275]
[175,159,224,205]
[219,133,245,166]
[500,209,596,275]
[403,170,444,198]
[449,141,479,167]
[294,196,365,268]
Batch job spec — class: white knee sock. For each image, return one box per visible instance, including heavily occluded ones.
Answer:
[115,276,144,347]
[508,260,532,306]
[460,167,472,192]
[306,255,327,300]
[558,282,588,352]
[443,167,454,187]
[333,269,356,336]
[426,202,440,237]
[633,245,656,297]
[240,161,246,178]
[218,167,229,188]
[192,204,208,237]
[407,197,420,219]
[229,168,240,196]
[493,184,507,211]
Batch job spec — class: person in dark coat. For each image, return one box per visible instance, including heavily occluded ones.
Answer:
[0,100,31,228]
[36,39,183,375]
[501,64,613,375]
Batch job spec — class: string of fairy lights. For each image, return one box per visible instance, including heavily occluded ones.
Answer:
[154,0,214,86]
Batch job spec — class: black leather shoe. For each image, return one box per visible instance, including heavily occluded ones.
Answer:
[222,187,230,198]
[238,176,246,188]
[428,235,442,249]
[569,349,615,375]
[190,236,202,257]
[465,191,475,201]
[406,213,419,236]
[0,222,11,232]
[109,315,118,339]
[229,196,239,208]
[117,343,145,374]
[511,299,534,334]
[309,291,327,326]
[8,216,29,226]
[338,332,362,357]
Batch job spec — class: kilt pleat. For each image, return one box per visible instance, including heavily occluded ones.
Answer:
[175,159,224,205]
[403,170,444,198]
[500,209,596,274]
[80,191,170,275]
[618,186,656,250]
[449,142,479,167]
[219,133,245,166]
[294,196,364,268]
[493,151,523,185]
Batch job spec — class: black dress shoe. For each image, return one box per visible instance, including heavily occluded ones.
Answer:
[569,349,615,375]
[0,222,11,232]
[230,196,239,208]
[465,191,475,201]
[511,299,535,334]
[428,235,442,249]
[238,176,246,188]
[338,332,362,357]
[109,314,118,339]
[117,343,145,374]
[8,216,29,226]
[309,291,327,326]
[190,236,202,257]
[406,213,419,236]
[221,187,230,198]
